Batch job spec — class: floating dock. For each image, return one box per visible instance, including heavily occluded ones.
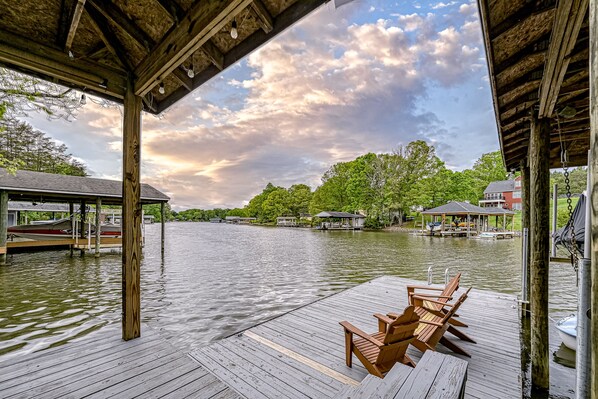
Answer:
[192,276,522,398]
[0,276,522,398]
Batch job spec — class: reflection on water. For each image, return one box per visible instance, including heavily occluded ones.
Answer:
[0,223,577,397]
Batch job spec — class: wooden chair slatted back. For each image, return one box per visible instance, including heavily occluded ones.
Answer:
[440,287,470,324]
[382,305,420,345]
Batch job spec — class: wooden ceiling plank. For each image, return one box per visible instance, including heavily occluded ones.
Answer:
[135,0,253,96]
[84,4,134,71]
[537,0,588,118]
[250,0,274,34]
[87,0,153,51]
[65,0,86,51]
[0,28,126,99]
[490,1,556,38]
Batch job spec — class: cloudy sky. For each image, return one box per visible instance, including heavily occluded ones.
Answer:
[25,0,498,210]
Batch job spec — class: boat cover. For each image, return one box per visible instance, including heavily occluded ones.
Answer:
[552,194,585,256]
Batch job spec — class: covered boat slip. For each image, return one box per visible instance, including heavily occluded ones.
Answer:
[477,0,597,394]
[0,168,169,259]
[191,276,521,399]
[420,201,515,238]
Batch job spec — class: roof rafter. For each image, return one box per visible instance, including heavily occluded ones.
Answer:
[537,0,588,118]
[63,0,86,51]
[84,4,134,71]
[135,0,252,96]
[0,27,127,99]
[87,0,153,51]
[250,0,274,33]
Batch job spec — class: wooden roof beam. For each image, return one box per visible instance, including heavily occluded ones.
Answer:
[490,0,556,38]
[0,28,126,100]
[156,0,329,112]
[537,0,588,118]
[250,0,274,34]
[64,0,86,51]
[87,0,153,51]
[135,0,253,96]
[85,4,134,71]
[201,40,224,71]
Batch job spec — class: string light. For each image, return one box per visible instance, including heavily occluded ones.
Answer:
[230,19,238,39]
[187,66,194,78]
[158,82,165,94]
[80,94,86,105]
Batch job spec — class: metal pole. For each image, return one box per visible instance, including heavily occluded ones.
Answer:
[160,202,165,254]
[552,184,558,257]
[467,214,470,237]
[95,198,101,258]
[427,266,433,285]
[521,227,529,317]
[445,268,450,285]
[576,152,591,399]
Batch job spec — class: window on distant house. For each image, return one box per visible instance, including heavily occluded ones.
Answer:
[513,191,521,199]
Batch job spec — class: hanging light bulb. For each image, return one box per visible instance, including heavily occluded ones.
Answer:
[158,82,165,94]
[230,19,238,39]
[187,66,194,78]
[80,94,87,105]
[68,50,74,60]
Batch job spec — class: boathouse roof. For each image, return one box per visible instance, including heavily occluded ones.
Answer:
[0,0,330,114]
[315,211,365,218]
[0,169,169,205]
[478,0,590,169]
[483,180,515,194]
[421,201,489,215]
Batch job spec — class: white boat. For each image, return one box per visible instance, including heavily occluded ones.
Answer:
[555,314,576,351]
[8,219,122,241]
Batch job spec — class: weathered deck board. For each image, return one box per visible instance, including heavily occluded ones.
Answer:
[191,276,522,399]
[0,325,240,399]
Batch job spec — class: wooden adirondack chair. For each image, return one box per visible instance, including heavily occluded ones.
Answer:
[339,305,420,378]
[407,273,468,329]
[410,288,472,357]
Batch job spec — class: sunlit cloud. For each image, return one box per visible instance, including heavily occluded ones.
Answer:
[24,0,496,210]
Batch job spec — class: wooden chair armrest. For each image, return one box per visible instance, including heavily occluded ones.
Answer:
[387,312,399,319]
[339,321,383,346]
[411,296,455,307]
[373,313,395,324]
[419,319,443,327]
[409,293,453,299]
[407,285,444,291]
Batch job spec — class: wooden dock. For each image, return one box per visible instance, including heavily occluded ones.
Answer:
[0,325,239,399]
[191,276,522,399]
[0,276,522,398]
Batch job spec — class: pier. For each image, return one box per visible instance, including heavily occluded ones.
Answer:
[0,276,522,398]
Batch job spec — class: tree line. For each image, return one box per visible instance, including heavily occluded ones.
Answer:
[167,141,514,226]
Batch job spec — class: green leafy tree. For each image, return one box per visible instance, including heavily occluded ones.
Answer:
[142,203,174,222]
[288,184,312,216]
[261,188,291,222]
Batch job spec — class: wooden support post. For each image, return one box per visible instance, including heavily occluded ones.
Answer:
[589,1,598,395]
[160,202,165,254]
[69,202,74,257]
[521,158,531,315]
[466,214,470,237]
[122,77,142,341]
[95,198,101,258]
[80,200,86,256]
[0,191,7,265]
[529,114,551,390]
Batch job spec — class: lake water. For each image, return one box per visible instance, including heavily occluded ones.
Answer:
[0,223,577,397]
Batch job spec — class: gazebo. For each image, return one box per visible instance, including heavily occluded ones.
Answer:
[420,201,515,237]
[0,0,330,340]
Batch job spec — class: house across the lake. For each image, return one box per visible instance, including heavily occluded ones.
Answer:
[479,176,522,210]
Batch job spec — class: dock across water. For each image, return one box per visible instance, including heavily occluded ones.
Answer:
[0,276,522,398]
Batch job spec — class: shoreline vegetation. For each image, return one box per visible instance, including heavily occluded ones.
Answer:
[143,141,585,231]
